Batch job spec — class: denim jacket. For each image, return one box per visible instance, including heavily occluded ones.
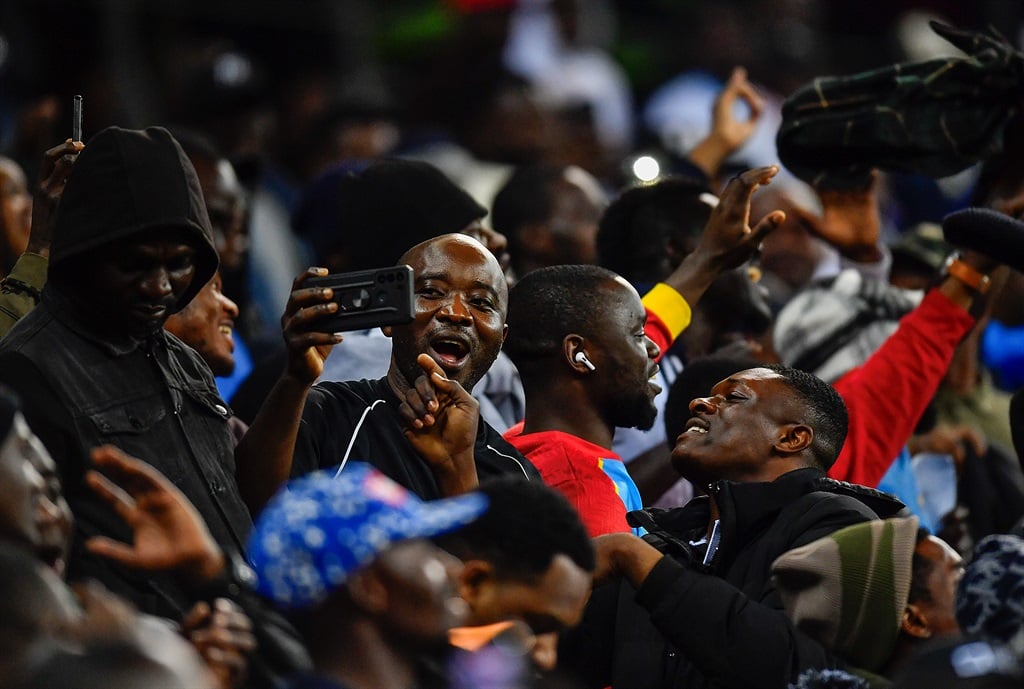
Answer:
[0,287,252,615]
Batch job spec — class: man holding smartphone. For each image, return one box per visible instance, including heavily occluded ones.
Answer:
[236,232,540,513]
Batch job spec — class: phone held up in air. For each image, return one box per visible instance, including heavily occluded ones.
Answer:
[305,264,415,333]
[72,94,83,142]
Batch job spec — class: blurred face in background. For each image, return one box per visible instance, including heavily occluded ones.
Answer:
[164,272,239,377]
[0,158,32,268]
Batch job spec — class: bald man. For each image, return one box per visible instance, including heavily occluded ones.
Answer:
[236,234,539,512]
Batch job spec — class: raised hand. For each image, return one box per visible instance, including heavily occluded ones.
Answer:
[27,139,84,257]
[398,353,480,495]
[84,445,225,586]
[281,267,345,384]
[688,67,765,180]
[662,166,784,309]
[693,165,785,272]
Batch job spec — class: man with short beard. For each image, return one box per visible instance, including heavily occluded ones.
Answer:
[502,265,661,536]
[236,233,540,512]
[501,168,783,536]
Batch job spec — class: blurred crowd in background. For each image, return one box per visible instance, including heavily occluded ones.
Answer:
[1,0,1021,353]
[3,3,1024,689]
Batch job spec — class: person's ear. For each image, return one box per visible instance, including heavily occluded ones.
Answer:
[456,559,496,607]
[564,335,595,374]
[901,603,932,639]
[775,423,813,454]
[381,325,393,338]
[501,323,508,344]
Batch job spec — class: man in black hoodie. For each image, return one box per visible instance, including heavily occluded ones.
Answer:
[0,126,253,618]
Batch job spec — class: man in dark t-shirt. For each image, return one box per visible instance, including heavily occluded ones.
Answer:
[293,377,533,498]
[237,233,539,511]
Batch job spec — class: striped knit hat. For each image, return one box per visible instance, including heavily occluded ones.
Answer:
[772,517,920,672]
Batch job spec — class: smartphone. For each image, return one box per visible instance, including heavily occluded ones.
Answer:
[72,95,83,142]
[305,265,415,332]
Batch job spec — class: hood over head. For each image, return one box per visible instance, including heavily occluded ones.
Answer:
[50,126,219,311]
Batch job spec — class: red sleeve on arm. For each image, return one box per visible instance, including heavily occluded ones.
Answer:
[645,308,673,361]
[829,289,975,486]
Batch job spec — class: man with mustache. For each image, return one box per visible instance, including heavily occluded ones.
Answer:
[561,364,906,689]
[236,232,541,512]
[502,265,661,536]
[500,167,783,536]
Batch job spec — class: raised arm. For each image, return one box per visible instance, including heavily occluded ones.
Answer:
[0,140,82,336]
[85,445,313,685]
[234,268,341,513]
[808,173,884,265]
[687,67,765,182]
[642,166,785,356]
[829,248,991,486]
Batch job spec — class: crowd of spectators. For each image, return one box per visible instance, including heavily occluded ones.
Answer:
[1,1,1024,688]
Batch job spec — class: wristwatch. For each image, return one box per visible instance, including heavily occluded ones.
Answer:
[942,252,991,295]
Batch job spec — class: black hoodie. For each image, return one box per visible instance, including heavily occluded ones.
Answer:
[49,125,219,312]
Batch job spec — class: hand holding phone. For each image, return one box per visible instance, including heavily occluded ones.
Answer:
[305,265,415,332]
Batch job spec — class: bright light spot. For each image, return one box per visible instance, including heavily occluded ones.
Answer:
[213,52,253,87]
[632,156,660,182]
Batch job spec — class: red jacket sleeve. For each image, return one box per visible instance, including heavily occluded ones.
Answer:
[829,289,975,486]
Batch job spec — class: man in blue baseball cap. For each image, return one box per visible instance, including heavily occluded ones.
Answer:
[248,462,488,689]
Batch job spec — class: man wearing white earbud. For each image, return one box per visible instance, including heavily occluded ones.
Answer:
[502,167,784,537]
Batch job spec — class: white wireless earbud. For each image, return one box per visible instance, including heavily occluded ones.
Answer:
[574,351,597,371]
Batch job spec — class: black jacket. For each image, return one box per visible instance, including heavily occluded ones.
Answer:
[562,467,907,689]
[0,127,311,687]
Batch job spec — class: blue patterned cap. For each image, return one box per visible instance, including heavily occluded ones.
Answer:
[247,463,488,609]
[956,534,1024,644]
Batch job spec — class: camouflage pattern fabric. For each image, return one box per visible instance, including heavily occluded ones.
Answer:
[777,22,1024,189]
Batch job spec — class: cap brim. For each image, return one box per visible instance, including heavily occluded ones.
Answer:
[403,492,489,541]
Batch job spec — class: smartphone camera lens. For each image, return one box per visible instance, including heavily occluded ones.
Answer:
[340,288,371,311]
